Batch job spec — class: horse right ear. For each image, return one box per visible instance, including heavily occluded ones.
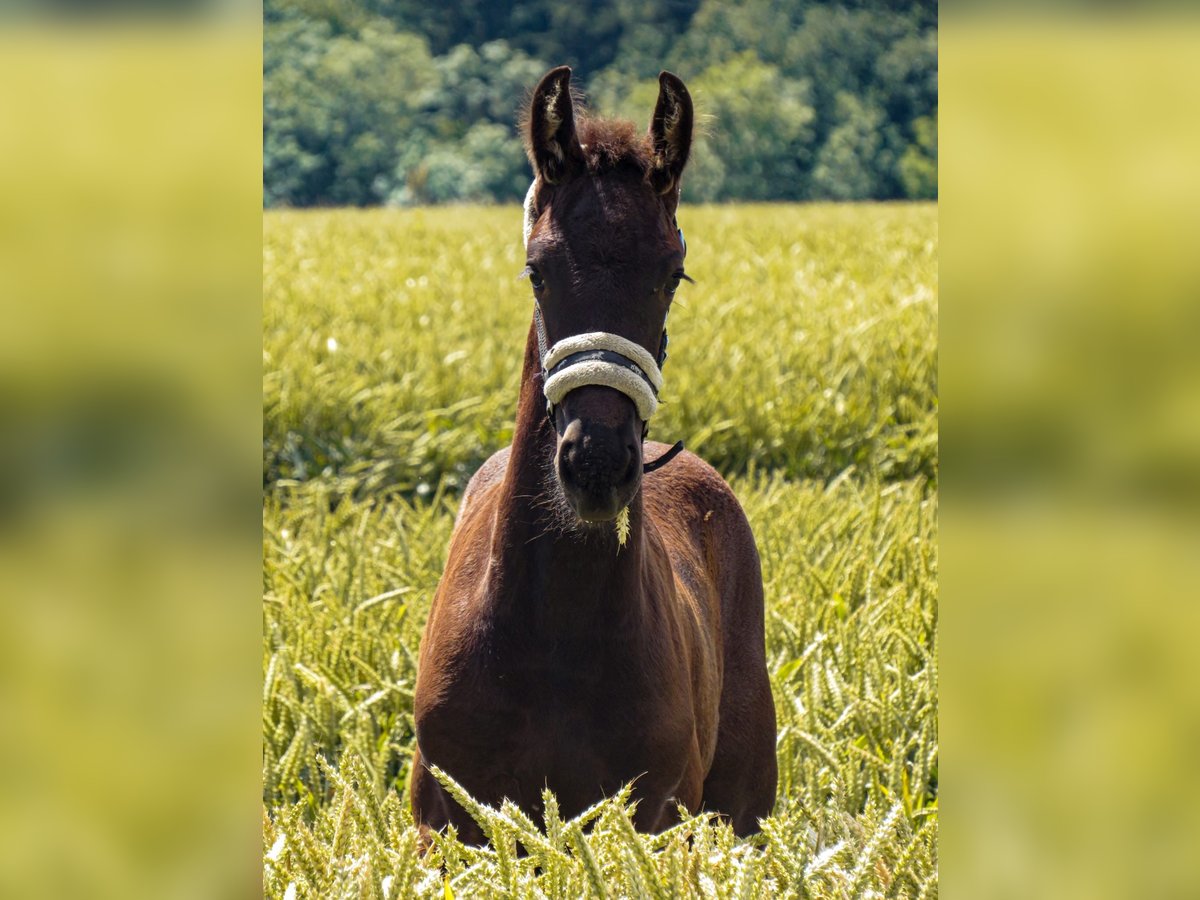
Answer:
[527,66,585,184]
[649,71,694,196]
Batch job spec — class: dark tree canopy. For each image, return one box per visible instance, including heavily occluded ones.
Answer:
[264,0,937,206]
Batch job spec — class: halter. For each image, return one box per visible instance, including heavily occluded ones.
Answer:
[523,178,685,474]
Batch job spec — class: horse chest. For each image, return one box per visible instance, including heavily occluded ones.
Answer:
[420,636,694,813]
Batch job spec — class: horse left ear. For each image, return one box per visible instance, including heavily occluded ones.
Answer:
[649,71,694,197]
[527,66,585,185]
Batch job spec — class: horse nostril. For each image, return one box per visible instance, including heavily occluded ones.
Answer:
[559,421,583,466]
[622,445,639,484]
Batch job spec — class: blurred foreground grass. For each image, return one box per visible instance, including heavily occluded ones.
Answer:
[940,18,1200,897]
[0,24,262,900]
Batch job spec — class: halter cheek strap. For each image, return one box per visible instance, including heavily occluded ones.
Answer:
[524,178,686,472]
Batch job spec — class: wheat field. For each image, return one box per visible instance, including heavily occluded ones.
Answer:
[263,203,938,898]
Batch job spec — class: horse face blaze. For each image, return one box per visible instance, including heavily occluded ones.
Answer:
[553,385,642,522]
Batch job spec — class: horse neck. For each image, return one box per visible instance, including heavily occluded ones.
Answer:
[490,318,649,630]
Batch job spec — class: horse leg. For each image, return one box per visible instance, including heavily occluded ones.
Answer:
[629,736,707,833]
[700,571,772,840]
[409,746,487,845]
[701,654,777,836]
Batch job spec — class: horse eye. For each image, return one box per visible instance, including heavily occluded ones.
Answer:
[665,274,682,296]
[527,267,545,291]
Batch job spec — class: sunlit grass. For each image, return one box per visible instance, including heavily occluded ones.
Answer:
[263,204,938,897]
[263,203,937,496]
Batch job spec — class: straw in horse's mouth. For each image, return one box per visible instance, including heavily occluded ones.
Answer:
[615,507,630,547]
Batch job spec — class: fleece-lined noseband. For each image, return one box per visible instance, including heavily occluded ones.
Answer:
[523,179,685,473]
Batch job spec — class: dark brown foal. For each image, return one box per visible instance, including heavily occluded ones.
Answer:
[410,67,776,842]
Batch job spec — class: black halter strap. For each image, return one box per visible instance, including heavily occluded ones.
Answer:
[639,218,686,473]
[642,439,685,473]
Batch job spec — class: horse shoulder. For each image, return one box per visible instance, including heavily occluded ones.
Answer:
[417,465,505,714]
[424,446,511,661]
[643,442,758,568]
[455,445,511,524]
[642,442,764,666]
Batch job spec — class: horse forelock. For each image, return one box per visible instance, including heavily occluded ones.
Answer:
[576,118,655,176]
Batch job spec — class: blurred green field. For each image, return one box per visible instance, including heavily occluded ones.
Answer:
[263,204,938,897]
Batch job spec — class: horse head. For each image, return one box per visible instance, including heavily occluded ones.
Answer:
[522,66,693,523]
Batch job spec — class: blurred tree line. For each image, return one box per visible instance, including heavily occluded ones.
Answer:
[264,0,937,206]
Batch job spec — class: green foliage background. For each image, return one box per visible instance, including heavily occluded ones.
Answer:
[263,203,938,896]
[264,0,937,206]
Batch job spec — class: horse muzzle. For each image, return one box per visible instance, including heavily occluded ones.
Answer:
[554,390,642,522]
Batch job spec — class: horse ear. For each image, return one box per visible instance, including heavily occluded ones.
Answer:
[649,71,694,196]
[527,66,584,184]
